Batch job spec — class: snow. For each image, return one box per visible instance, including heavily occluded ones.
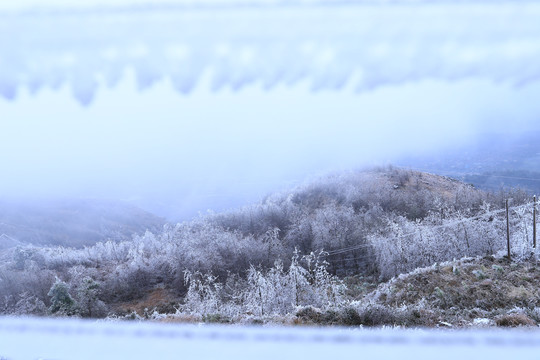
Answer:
[1,317,540,360]
[1,2,539,104]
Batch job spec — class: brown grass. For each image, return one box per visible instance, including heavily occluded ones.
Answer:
[371,257,540,312]
[495,314,536,327]
[112,287,179,316]
[154,314,202,324]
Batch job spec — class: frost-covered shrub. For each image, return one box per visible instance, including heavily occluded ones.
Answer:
[294,303,429,327]
[368,205,512,279]
[75,277,108,318]
[102,265,154,302]
[295,306,324,323]
[48,278,78,316]
[241,251,346,316]
[302,252,347,307]
[495,313,536,327]
[177,251,346,319]
[181,271,231,316]
[13,292,47,316]
[243,256,309,316]
[525,307,540,323]
[510,206,537,261]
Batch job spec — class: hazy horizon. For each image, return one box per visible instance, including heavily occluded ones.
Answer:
[3,75,539,221]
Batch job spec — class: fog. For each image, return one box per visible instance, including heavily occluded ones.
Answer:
[1,1,540,220]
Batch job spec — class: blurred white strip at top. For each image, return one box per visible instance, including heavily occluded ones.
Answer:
[1,1,539,104]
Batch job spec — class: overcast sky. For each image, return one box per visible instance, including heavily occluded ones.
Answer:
[2,73,539,220]
[2,1,540,220]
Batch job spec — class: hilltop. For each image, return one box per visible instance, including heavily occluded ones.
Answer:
[399,131,540,196]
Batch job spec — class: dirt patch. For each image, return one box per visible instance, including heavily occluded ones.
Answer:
[112,286,179,316]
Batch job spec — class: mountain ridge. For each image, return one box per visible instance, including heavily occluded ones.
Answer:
[0,198,166,248]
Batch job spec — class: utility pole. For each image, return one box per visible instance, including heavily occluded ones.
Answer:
[534,195,537,249]
[506,199,511,261]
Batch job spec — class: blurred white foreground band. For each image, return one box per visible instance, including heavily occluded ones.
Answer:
[1,317,540,360]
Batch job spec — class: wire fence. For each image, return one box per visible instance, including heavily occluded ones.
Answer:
[323,198,539,278]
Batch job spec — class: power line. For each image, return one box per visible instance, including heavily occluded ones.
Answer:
[324,201,533,258]
[333,254,375,264]
[326,243,373,256]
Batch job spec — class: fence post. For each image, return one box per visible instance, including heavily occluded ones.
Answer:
[506,199,511,261]
[534,195,537,249]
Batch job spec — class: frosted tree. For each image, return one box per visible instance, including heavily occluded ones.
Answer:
[244,265,272,316]
[243,261,291,316]
[511,205,534,260]
[287,251,310,308]
[13,292,47,316]
[263,227,284,265]
[13,246,31,271]
[48,278,78,316]
[76,276,107,318]
[181,271,227,316]
[302,251,346,309]
[241,251,346,316]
